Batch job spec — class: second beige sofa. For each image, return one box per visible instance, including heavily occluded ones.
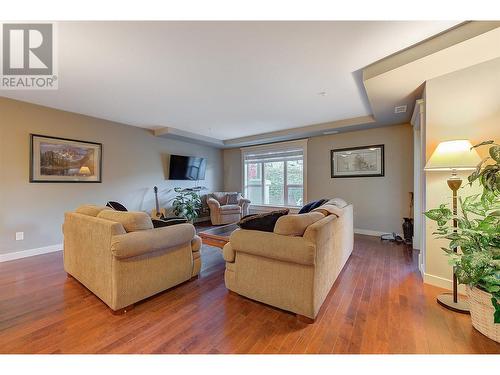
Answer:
[222,199,354,322]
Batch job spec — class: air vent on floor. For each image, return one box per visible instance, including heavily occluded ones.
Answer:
[394,105,407,114]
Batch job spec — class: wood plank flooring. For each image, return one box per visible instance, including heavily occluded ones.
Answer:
[0,234,499,354]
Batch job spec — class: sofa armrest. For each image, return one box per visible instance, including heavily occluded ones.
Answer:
[303,204,353,248]
[207,197,221,209]
[191,235,202,252]
[110,223,195,259]
[229,229,316,266]
[223,242,235,262]
[237,197,251,216]
[238,198,251,206]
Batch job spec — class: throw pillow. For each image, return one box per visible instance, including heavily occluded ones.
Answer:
[237,209,289,232]
[226,193,239,205]
[106,201,128,212]
[298,199,328,214]
[240,213,258,220]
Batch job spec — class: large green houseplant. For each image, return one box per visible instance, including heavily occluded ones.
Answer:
[425,141,500,333]
[172,187,202,223]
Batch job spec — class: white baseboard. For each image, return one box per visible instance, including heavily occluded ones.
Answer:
[418,252,424,277]
[423,272,466,294]
[354,228,386,237]
[0,244,62,263]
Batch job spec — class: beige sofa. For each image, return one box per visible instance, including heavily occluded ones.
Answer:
[207,192,251,225]
[222,199,354,322]
[63,205,202,312]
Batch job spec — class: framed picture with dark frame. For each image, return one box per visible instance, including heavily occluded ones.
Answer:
[30,134,102,183]
[330,144,384,178]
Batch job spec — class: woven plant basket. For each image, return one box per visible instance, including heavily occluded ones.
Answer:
[467,286,499,343]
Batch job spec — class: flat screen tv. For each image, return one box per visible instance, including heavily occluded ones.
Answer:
[169,155,207,180]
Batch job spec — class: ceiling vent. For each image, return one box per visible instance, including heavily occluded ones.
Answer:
[394,105,407,114]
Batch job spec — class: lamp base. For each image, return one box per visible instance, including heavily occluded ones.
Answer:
[436,293,470,314]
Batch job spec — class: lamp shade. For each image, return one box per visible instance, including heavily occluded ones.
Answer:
[79,166,91,175]
[424,140,481,171]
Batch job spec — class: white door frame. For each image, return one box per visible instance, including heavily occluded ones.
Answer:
[411,99,426,276]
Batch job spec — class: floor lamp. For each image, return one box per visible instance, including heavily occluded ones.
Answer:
[424,140,481,314]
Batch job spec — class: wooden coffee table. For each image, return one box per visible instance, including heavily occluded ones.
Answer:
[198,223,239,249]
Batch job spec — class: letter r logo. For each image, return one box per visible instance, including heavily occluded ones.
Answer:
[2,24,53,75]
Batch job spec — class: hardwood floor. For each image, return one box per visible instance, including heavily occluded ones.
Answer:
[0,234,498,354]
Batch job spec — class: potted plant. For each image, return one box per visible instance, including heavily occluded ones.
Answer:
[425,140,499,343]
[172,187,202,223]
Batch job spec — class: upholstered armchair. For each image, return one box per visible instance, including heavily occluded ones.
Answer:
[207,192,251,225]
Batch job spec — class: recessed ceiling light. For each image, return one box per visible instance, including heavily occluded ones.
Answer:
[318,91,327,96]
[394,105,407,113]
[323,130,339,135]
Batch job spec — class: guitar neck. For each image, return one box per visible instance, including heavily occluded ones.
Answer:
[155,192,160,212]
[153,187,161,217]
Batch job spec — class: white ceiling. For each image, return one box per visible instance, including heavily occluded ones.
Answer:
[0,21,460,140]
[364,25,500,132]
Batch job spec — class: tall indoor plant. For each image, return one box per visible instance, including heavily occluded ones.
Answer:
[425,140,499,342]
[172,187,202,223]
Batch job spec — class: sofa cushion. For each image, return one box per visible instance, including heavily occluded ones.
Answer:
[220,204,241,212]
[312,204,345,217]
[274,211,325,236]
[226,192,239,205]
[229,229,316,266]
[237,209,289,232]
[97,210,153,232]
[110,223,195,259]
[211,192,233,205]
[298,199,328,214]
[75,204,111,217]
[326,197,348,208]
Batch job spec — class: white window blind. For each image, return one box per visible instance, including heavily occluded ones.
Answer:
[241,140,307,207]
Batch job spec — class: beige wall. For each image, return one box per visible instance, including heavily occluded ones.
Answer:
[308,124,413,234]
[223,123,414,234]
[424,57,500,289]
[223,147,242,193]
[0,98,223,255]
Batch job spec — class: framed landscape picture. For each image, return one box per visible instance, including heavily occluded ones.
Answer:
[330,144,384,178]
[30,134,102,183]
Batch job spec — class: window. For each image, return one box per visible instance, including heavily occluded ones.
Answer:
[242,140,307,207]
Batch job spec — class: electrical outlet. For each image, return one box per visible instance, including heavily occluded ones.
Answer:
[15,232,24,241]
